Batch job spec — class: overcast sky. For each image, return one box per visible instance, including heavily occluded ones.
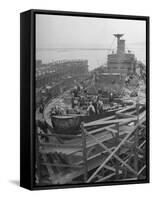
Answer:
[36,14,146,51]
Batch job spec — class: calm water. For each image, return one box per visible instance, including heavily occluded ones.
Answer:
[36,48,146,71]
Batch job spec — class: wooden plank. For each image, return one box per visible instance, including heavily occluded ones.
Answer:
[38,132,82,139]
[40,143,82,148]
[104,127,117,134]
[41,163,83,168]
[116,113,135,118]
[85,111,145,128]
[116,105,136,114]
[84,117,136,128]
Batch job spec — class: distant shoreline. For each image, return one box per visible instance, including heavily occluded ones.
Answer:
[36,48,112,51]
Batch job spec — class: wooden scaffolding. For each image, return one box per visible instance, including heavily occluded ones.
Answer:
[36,102,146,185]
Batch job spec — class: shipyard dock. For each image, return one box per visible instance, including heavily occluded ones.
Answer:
[35,34,147,185]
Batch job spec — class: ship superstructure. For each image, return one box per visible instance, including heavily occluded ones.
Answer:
[107,34,137,74]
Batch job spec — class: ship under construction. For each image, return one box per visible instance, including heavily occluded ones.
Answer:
[35,34,147,185]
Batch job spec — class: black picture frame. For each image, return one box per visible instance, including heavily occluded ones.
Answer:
[20,9,150,190]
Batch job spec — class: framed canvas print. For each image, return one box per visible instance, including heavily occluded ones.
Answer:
[20,9,149,190]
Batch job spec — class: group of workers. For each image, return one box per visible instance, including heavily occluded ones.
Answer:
[87,98,104,116]
[71,85,104,116]
[38,81,115,118]
[70,83,116,116]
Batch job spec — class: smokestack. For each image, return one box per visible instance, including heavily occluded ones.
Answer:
[118,40,125,54]
[113,34,125,54]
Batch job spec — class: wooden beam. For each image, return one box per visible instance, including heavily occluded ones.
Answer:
[38,132,82,138]
[87,124,139,183]
[96,172,116,182]
[41,162,83,168]
[84,117,137,128]
[104,127,117,134]
[138,165,146,175]
[80,123,88,182]
[40,143,82,148]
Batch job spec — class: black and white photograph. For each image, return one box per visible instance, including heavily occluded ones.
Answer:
[35,12,149,187]
[0,0,153,197]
